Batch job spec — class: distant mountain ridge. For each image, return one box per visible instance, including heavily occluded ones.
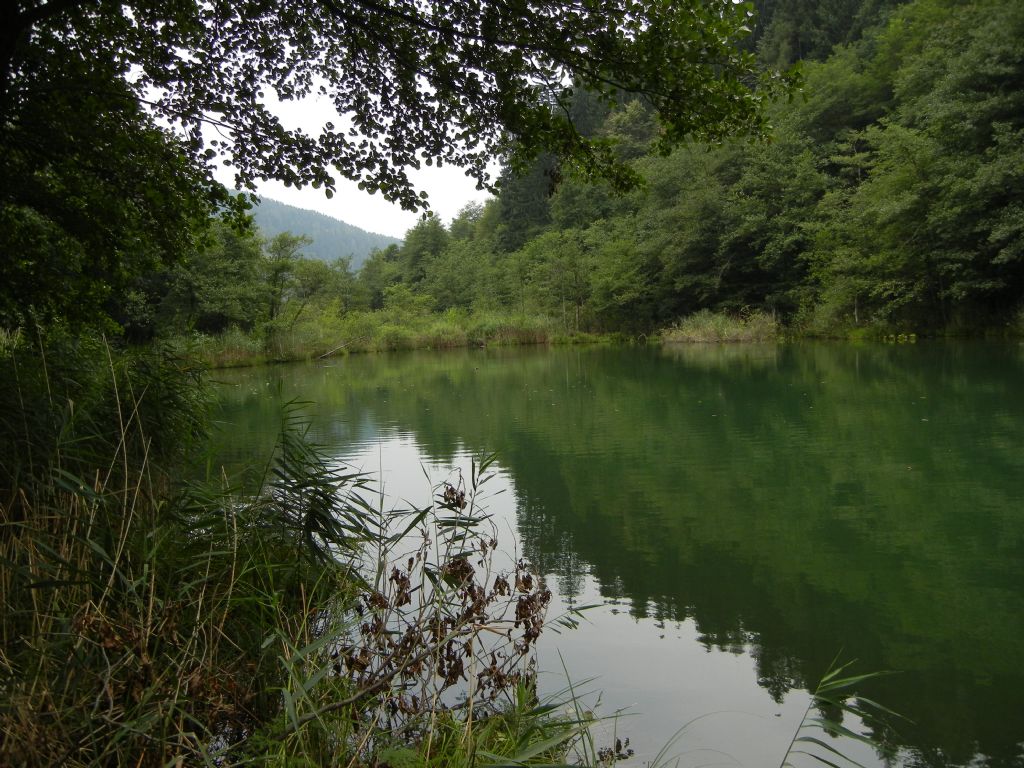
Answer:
[248,196,401,269]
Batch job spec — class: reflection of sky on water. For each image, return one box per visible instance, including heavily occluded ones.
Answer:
[333,436,877,768]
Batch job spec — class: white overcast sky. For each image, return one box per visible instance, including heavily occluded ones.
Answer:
[209,91,494,240]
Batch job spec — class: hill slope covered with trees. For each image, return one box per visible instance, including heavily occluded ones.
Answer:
[60,0,1020,365]
[249,197,400,269]
[347,0,1024,339]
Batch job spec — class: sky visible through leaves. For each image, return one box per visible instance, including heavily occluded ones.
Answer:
[210,89,493,238]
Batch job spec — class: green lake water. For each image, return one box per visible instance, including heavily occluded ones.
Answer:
[209,342,1024,767]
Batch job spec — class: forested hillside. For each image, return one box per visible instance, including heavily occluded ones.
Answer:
[249,197,400,269]
[4,0,1018,348]
[354,0,1024,337]
[33,0,1015,358]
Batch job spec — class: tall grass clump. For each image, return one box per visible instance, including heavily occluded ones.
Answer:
[169,307,574,367]
[181,326,270,367]
[467,312,552,347]
[0,327,22,356]
[780,659,901,768]
[0,330,597,766]
[661,309,780,343]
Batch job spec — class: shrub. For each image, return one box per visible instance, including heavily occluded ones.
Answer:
[661,309,780,343]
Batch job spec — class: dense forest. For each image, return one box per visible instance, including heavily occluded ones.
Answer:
[342,0,1022,338]
[6,0,1020,353]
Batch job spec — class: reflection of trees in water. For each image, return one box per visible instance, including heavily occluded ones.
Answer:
[213,344,1024,767]
[753,646,805,704]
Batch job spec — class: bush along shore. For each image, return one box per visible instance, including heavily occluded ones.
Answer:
[167,305,965,371]
[659,309,781,343]
[169,309,619,369]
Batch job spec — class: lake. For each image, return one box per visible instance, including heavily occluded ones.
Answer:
[209,342,1024,768]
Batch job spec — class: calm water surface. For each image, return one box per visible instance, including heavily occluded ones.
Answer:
[209,343,1024,768]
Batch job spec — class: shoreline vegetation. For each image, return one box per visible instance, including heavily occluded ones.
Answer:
[174,309,610,369]
[660,309,780,344]
[168,307,1022,370]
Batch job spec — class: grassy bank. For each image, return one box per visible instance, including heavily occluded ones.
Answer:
[172,308,614,368]
[657,309,1016,343]
[0,331,601,766]
[157,303,1024,372]
[173,302,1024,371]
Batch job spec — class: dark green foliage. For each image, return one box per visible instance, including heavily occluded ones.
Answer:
[342,0,1022,339]
[602,99,661,162]
[400,216,450,287]
[1,0,783,337]
[0,330,207,498]
[264,232,313,322]
[448,202,486,242]
[158,222,267,334]
[807,0,1024,330]
[492,157,558,253]
[1,0,779,216]
[359,244,404,310]
[0,46,234,329]
[422,240,494,313]
[152,224,365,349]
[24,0,1022,352]
[757,0,892,67]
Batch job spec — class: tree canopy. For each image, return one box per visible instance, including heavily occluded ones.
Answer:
[0,0,784,327]
[3,0,780,209]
